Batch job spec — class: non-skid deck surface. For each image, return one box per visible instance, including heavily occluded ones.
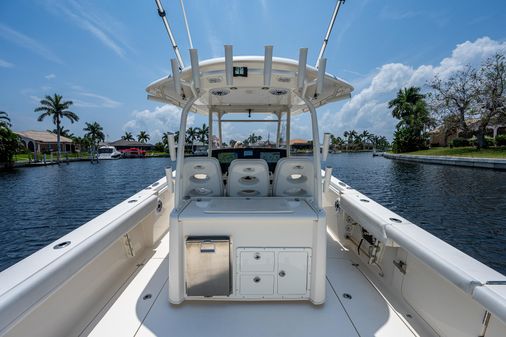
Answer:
[86,235,418,337]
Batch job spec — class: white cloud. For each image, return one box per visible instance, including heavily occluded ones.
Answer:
[123,105,196,143]
[45,73,56,80]
[74,92,121,108]
[0,58,13,68]
[322,36,506,140]
[0,23,62,64]
[43,0,130,58]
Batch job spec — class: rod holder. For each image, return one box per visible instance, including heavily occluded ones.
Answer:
[322,132,331,161]
[168,134,177,161]
[323,166,333,193]
[165,167,173,193]
[297,48,308,92]
[225,45,233,86]
[316,58,327,98]
[171,58,182,97]
[264,45,273,87]
[189,48,200,91]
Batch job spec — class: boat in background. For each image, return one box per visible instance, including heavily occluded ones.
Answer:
[97,146,122,160]
[120,147,146,158]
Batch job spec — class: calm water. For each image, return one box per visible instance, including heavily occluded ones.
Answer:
[0,154,505,274]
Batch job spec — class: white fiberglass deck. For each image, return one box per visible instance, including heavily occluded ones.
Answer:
[85,233,419,337]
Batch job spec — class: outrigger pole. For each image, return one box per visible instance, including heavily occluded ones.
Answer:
[315,0,345,67]
[155,0,185,69]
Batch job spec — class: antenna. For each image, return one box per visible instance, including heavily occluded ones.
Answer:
[179,0,194,49]
[154,0,185,69]
[315,0,345,67]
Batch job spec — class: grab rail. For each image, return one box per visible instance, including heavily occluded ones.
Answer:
[328,175,506,324]
[0,179,165,335]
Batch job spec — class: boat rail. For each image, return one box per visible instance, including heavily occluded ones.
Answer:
[327,174,506,324]
[0,177,169,335]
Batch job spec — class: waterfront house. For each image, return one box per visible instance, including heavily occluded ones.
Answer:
[429,120,506,146]
[108,139,154,151]
[16,130,74,154]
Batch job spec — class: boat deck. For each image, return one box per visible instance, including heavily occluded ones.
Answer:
[84,233,420,337]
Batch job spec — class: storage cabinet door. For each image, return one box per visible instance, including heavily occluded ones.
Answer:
[240,251,275,272]
[277,251,308,295]
[239,274,274,295]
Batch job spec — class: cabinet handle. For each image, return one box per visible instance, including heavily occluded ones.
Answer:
[279,270,286,277]
[254,253,261,260]
[253,276,261,283]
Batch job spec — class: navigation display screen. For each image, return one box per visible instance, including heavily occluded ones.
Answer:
[217,152,238,164]
[243,150,253,157]
[260,151,280,163]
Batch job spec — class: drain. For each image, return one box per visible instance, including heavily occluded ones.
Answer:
[143,294,152,300]
[343,293,352,299]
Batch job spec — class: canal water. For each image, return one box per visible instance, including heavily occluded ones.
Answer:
[0,153,505,274]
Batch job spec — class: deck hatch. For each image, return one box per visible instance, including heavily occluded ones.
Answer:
[186,236,231,297]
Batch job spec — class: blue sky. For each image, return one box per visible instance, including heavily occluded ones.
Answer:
[1,0,506,143]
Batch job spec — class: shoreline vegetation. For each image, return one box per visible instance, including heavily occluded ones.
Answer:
[391,146,506,159]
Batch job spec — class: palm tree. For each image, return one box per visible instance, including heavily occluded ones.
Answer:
[343,130,357,151]
[121,131,134,141]
[388,87,429,130]
[48,126,73,138]
[186,127,199,150]
[83,122,105,155]
[389,87,432,152]
[35,94,78,162]
[331,135,344,150]
[197,124,209,143]
[161,132,170,147]
[0,111,11,128]
[137,131,150,143]
[359,130,372,150]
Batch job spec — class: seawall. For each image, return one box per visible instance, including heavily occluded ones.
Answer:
[383,153,506,170]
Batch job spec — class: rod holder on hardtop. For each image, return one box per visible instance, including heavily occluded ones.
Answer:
[189,48,201,92]
[297,48,308,92]
[225,45,233,86]
[316,58,327,98]
[264,45,273,87]
[171,58,182,98]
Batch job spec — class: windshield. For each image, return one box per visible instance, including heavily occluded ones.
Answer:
[98,148,113,154]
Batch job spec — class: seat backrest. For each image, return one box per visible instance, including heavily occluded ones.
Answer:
[226,159,269,197]
[272,157,315,198]
[182,157,224,198]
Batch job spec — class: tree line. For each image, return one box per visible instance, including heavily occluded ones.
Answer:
[223,130,389,152]
[389,52,506,152]
[0,93,159,165]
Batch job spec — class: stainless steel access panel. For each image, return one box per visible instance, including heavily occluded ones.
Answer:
[186,236,231,297]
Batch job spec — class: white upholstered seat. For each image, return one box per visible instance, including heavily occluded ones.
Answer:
[182,157,224,198]
[272,157,315,198]
[226,159,269,197]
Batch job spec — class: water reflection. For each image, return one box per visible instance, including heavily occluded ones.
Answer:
[0,154,505,274]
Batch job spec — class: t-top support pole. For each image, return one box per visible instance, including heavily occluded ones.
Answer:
[155,0,185,69]
[174,96,198,208]
[315,0,345,67]
[301,97,323,209]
